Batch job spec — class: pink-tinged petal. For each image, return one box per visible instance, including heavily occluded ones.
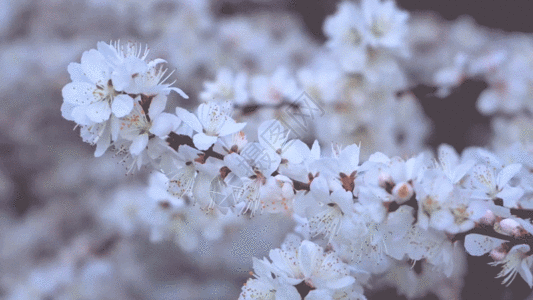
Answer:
[62,82,95,105]
[148,94,167,120]
[175,107,203,132]
[193,132,218,150]
[86,101,111,123]
[80,49,110,85]
[282,139,309,164]
[67,62,89,82]
[150,113,181,137]
[496,163,522,189]
[219,119,246,136]
[111,94,134,117]
[130,133,149,156]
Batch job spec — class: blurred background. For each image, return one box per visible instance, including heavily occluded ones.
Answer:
[0,0,532,299]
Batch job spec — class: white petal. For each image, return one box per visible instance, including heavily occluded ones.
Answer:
[111,94,134,117]
[224,153,254,178]
[258,119,289,151]
[94,132,110,157]
[169,87,189,99]
[192,172,214,207]
[310,176,330,200]
[130,134,149,156]
[86,101,112,123]
[175,107,203,132]
[150,113,181,137]
[282,139,309,164]
[80,49,110,84]
[70,105,92,125]
[299,240,321,278]
[464,233,505,256]
[67,62,89,82]
[452,160,475,184]
[519,260,533,288]
[496,186,524,208]
[62,82,95,105]
[309,140,321,161]
[304,289,334,300]
[193,133,218,150]
[339,143,360,172]
[496,163,522,188]
[368,152,390,164]
[60,102,76,121]
[148,94,167,120]
[438,143,459,171]
[219,119,247,137]
[326,276,355,289]
[274,283,301,300]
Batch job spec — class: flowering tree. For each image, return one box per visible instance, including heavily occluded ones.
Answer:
[48,0,533,299]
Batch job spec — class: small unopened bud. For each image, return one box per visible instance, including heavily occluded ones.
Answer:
[479,210,496,226]
[392,182,414,203]
[499,218,521,236]
[490,247,507,261]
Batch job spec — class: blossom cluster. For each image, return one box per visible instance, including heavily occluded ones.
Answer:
[56,0,533,299]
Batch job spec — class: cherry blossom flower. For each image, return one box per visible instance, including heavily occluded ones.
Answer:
[175,101,246,150]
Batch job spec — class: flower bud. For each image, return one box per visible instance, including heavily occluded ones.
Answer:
[392,182,414,202]
[489,247,507,261]
[479,210,496,226]
[499,218,521,236]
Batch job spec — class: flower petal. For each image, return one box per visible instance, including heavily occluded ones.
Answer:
[175,107,203,133]
[86,101,112,123]
[111,94,134,117]
[224,153,254,178]
[219,119,247,137]
[497,163,522,189]
[298,240,321,278]
[80,49,110,85]
[62,82,95,105]
[148,94,167,120]
[282,139,309,164]
[130,133,149,156]
[150,113,181,137]
[464,233,505,256]
[193,132,218,150]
